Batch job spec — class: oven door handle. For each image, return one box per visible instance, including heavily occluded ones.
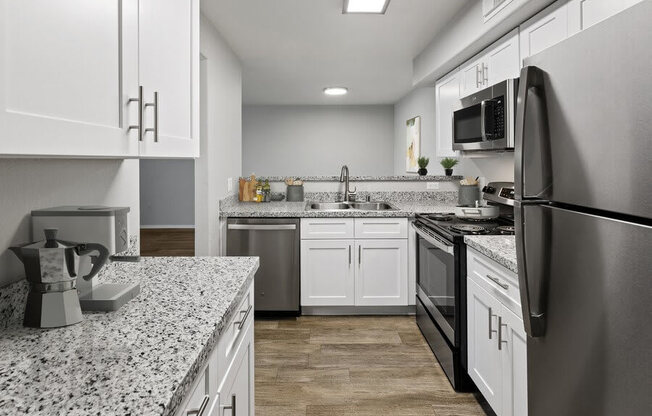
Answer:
[411,223,454,255]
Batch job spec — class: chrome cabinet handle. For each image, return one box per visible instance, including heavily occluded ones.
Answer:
[476,64,482,88]
[127,85,144,141]
[358,245,361,266]
[234,305,252,330]
[483,63,488,85]
[348,245,351,266]
[487,274,509,290]
[488,307,497,339]
[186,395,210,416]
[498,316,508,350]
[145,91,159,142]
[222,394,236,415]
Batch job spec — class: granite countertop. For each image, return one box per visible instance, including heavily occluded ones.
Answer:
[465,235,517,273]
[244,175,463,182]
[0,256,259,416]
[220,200,457,218]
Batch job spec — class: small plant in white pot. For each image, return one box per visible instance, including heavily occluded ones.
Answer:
[440,157,458,176]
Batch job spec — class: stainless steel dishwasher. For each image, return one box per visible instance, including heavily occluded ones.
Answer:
[226,218,300,314]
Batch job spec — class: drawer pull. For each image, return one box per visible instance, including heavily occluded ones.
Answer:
[187,395,210,416]
[488,307,497,339]
[234,305,252,330]
[487,274,509,290]
[222,394,236,415]
[498,316,508,351]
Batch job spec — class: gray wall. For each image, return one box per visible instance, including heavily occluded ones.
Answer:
[393,87,515,181]
[242,105,394,176]
[0,159,140,287]
[140,160,195,227]
[196,14,243,256]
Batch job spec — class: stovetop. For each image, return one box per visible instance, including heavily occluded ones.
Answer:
[415,212,515,242]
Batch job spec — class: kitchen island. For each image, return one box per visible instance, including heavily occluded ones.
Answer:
[0,256,259,416]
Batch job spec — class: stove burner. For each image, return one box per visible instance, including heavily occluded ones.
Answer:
[450,224,490,234]
[428,212,455,221]
[496,226,515,235]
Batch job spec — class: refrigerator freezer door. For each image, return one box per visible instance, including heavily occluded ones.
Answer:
[519,2,652,219]
[522,204,652,416]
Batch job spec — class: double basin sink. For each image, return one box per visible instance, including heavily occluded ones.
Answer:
[307,201,398,211]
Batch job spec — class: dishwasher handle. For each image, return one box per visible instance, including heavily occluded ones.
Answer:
[227,224,296,231]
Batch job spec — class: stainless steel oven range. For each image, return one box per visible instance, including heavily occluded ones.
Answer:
[413,182,515,391]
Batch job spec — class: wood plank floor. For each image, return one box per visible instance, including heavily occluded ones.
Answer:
[140,228,194,256]
[255,316,489,416]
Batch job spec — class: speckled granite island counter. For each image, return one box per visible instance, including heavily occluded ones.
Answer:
[0,256,259,416]
[464,235,517,273]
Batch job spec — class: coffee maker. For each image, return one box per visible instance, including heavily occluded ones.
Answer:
[10,229,109,328]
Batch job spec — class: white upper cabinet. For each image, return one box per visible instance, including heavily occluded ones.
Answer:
[483,0,515,23]
[519,1,570,62]
[435,70,460,158]
[484,30,521,85]
[0,0,139,157]
[138,0,199,158]
[0,0,199,158]
[459,29,520,98]
[460,53,487,98]
[568,0,644,35]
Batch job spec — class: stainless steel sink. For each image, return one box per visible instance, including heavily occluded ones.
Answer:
[309,202,351,210]
[349,202,396,211]
[307,201,397,211]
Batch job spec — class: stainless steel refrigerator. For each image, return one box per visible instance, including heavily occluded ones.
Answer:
[514,2,652,415]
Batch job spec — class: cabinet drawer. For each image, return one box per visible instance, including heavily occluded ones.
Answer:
[354,218,408,239]
[216,283,253,376]
[467,248,521,317]
[301,218,354,239]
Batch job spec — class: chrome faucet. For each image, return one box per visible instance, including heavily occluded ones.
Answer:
[339,165,357,202]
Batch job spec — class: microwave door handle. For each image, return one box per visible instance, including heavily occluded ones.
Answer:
[480,100,487,141]
[515,66,552,200]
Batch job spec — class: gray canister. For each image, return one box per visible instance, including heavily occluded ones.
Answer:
[286,185,304,202]
[458,185,480,207]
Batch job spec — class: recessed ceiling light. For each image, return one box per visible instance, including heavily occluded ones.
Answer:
[343,0,390,14]
[323,87,348,96]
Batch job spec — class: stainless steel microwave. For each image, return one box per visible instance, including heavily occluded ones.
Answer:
[452,78,518,151]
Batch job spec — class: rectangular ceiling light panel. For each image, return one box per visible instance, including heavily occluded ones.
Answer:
[343,0,390,14]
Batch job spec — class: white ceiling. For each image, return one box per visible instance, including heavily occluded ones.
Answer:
[201,0,469,105]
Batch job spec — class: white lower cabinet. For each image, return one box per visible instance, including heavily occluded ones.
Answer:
[301,240,355,306]
[215,319,254,416]
[300,218,409,307]
[177,282,254,416]
[467,278,503,413]
[467,249,527,416]
[500,305,528,416]
[355,240,408,306]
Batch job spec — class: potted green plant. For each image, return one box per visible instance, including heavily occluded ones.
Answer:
[417,156,430,176]
[440,157,458,176]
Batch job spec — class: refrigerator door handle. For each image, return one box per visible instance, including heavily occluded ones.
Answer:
[516,201,549,337]
[514,65,552,200]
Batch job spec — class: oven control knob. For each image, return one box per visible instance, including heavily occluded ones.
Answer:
[483,186,495,194]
